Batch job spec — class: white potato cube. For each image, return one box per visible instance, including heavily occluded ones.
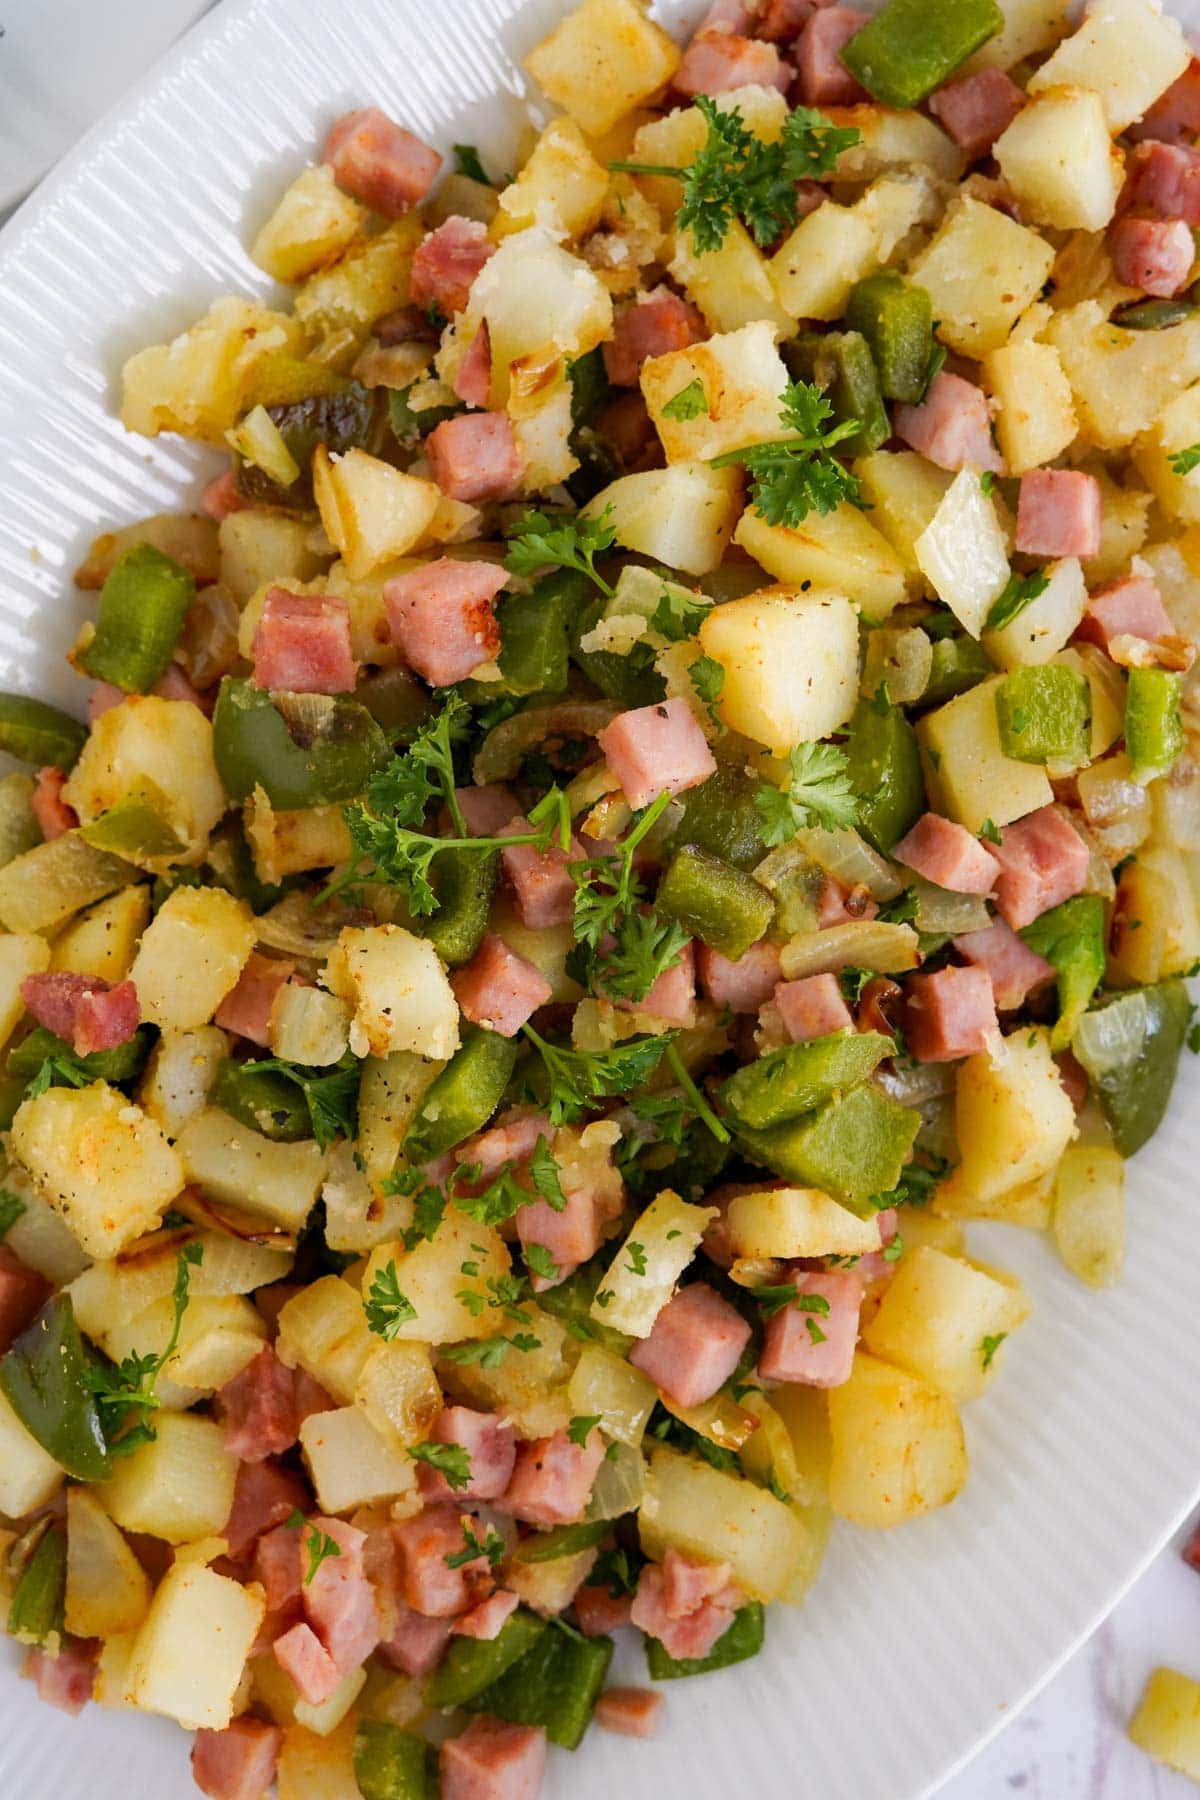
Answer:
[591,1190,716,1337]
[525,0,682,138]
[939,1028,1076,1209]
[139,1026,227,1139]
[918,677,1053,831]
[126,1563,263,1729]
[1133,381,1200,525]
[363,1209,510,1345]
[299,1405,417,1512]
[251,164,367,283]
[219,509,329,606]
[828,1352,967,1527]
[1054,1143,1125,1288]
[177,1107,327,1233]
[964,0,1070,71]
[276,1274,377,1401]
[983,338,1078,474]
[908,199,1056,359]
[769,173,934,322]
[121,297,303,443]
[65,1488,153,1640]
[1028,0,1189,131]
[63,695,226,867]
[983,557,1087,668]
[130,886,255,1031]
[451,226,612,399]
[831,105,964,183]
[495,118,610,239]
[864,1246,1030,1401]
[324,923,460,1061]
[726,1188,883,1260]
[641,320,788,464]
[995,88,1123,232]
[0,1386,63,1515]
[915,470,1009,637]
[1046,301,1200,448]
[313,448,440,581]
[668,220,796,337]
[582,461,742,576]
[699,585,859,754]
[853,450,953,579]
[735,501,910,621]
[102,1413,237,1544]
[50,885,150,983]
[639,1444,809,1601]
[0,930,49,1049]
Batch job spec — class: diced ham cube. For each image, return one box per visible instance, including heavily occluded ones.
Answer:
[603,287,708,387]
[441,1716,547,1800]
[385,557,507,687]
[695,0,757,32]
[154,662,209,711]
[0,1245,51,1355]
[253,1523,304,1613]
[756,0,814,44]
[893,371,1003,474]
[1130,58,1200,145]
[598,698,717,811]
[595,1686,664,1737]
[574,1584,634,1636]
[21,970,95,1040]
[426,412,523,503]
[662,1547,734,1619]
[417,1406,517,1504]
[516,1136,624,1292]
[455,322,493,409]
[1077,575,1175,652]
[1122,139,1200,222]
[1015,469,1102,560]
[628,1282,751,1409]
[273,1620,341,1706]
[928,68,1024,160]
[73,980,140,1055]
[502,1428,605,1527]
[377,1604,456,1676]
[22,1642,97,1717]
[250,589,358,696]
[303,1515,380,1677]
[192,1718,283,1800]
[616,937,696,1027]
[223,1458,310,1563]
[456,783,519,837]
[757,1268,863,1386]
[696,939,783,1014]
[324,108,442,216]
[894,812,1000,896]
[773,972,853,1042]
[989,805,1090,929]
[201,467,250,523]
[904,964,999,1063]
[453,1107,552,1187]
[393,1505,488,1616]
[794,7,869,106]
[214,953,295,1049]
[454,1590,520,1640]
[499,816,580,930]
[675,29,790,95]
[411,216,496,317]
[32,766,77,840]
[1109,215,1195,296]
[630,1562,740,1660]
[855,1205,900,1284]
[452,934,552,1038]
[953,919,1055,1011]
[218,1345,301,1464]
[295,1369,336,1427]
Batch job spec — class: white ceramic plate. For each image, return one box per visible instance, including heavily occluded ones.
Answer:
[0,3,1199,1796]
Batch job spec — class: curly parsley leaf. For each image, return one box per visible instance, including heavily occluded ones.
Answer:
[751,1283,831,1322]
[979,1332,1007,1370]
[567,1414,602,1448]
[453,143,492,185]
[755,740,858,846]
[504,504,616,597]
[241,1051,359,1152]
[86,1244,202,1456]
[710,379,861,528]
[524,1243,560,1283]
[651,586,711,642]
[409,1440,473,1491]
[523,1025,676,1125]
[984,568,1051,633]
[529,1136,568,1213]
[569,789,688,1004]
[364,1260,418,1340]
[445,1522,506,1570]
[1170,442,1200,477]
[661,378,709,422]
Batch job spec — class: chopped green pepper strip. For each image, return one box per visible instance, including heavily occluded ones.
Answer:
[79,543,196,694]
[352,1722,437,1800]
[842,697,924,852]
[464,572,576,701]
[995,666,1091,766]
[1072,982,1190,1157]
[423,846,500,968]
[839,0,1004,109]
[7,1522,67,1648]
[463,1620,614,1749]
[788,330,889,460]
[1019,896,1106,1052]
[0,694,87,771]
[845,271,934,405]
[739,1081,919,1204]
[80,799,185,859]
[0,775,42,870]
[723,1031,894,1131]
[921,634,992,707]
[210,1058,312,1143]
[644,1601,765,1680]
[1111,299,1198,331]
[656,845,775,961]
[1124,667,1184,785]
[511,1520,612,1564]
[212,678,391,809]
[7,1023,152,1089]
[426,1608,548,1709]
[667,761,770,872]
[0,1295,111,1480]
[403,1028,519,1162]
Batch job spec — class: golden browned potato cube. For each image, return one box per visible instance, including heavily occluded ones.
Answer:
[251,163,367,284]
[641,320,788,464]
[699,585,859,753]
[495,118,610,239]
[736,500,910,622]
[864,1246,1030,1401]
[1028,0,1188,131]
[121,297,304,443]
[828,1352,967,1528]
[907,198,1055,359]
[129,885,255,1030]
[525,0,681,139]
[1129,1667,1200,1779]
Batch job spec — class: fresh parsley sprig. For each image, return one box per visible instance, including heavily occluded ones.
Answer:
[522,1026,676,1125]
[1170,442,1200,477]
[755,740,859,846]
[445,1521,506,1570]
[364,1259,417,1340]
[285,1511,344,1584]
[984,568,1051,633]
[85,1244,203,1457]
[661,378,709,422]
[409,1440,473,1491]
[569,790,688,1004]
[0,1188,25,1239]
[239,1051,359,1151]
[504,504,617,598]
[710,380,862,528]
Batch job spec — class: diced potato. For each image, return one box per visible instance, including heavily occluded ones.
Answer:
[50,885,150,983]
[75,512,220,591]
[591,1190,715,1337]
[268,983,351,1068]
[641,320,788,464]
[639,1444,810,1601]
[63,695,226,868]
[918,677,1054,832]
[1133,380,1200,526]
[505,1546,600,1616]
[510,372,577,493]
[125,1563,263,1729]
[1077,750,1151,857]
[276,1274,377,1400]
[1028,0,1189,131]
[0,930,49,1049]
[322,1142,409,1252]
[964,0,1070,71]
[853,451,954,581]
[68,1231,292,1342]
[699,585,858,754]
[0,830,141,935]
[121,296,304,442]
[313,448,441,581]
[1128,1666,1200,1780]
[726,1188,883,1260]
[440,1305,575,1440]
[357,1050,446,1191]
[983,558,1087,669]
[567,1344,657,1447]
[627,86,787,220]
[938,1028,1076,1209]
[893,1204,965,1258]
[299,1405,418,1512]
[934,1167,1055,1228]
[736,501,910,622]
[450,226,612,399]
[293,217,424,341]
[1044,301,1200,448]
[130,886,254,1030]
[11,1083,183,1258]
[779,919,920,978]
[1081,470,1151,586]
[864,1246,1029,1402]
[102,1413,237,1543]
[354,1340,442,1448]
[983,339,1077,475]
[65,1488,153,1639]
[828,1352,967,1527]
[496,118,610,239]
[94,1631,138,1710]
[139,1026,226,1138]
[251,163,367,283]
[245,790,354,888]
[668,220,796,337]
[177,1107,327,1232]
[829,105,964,183]
[525,0,681,139]
[278,1718,360,1800]
[218,509,329,606]
[364,1210,510,1344]
[100,1293,266,1401]
[1053,1143,1125,1288]
[1110,842,1200,983]
[769,174,935,321]
[581,460,742,576]
[0,1386,63,1515]
[914,470,1009,636]
[994,88,1123,232]
[1,1178,89,1284]
[324,923,460,1061]
[908,198,1055,360]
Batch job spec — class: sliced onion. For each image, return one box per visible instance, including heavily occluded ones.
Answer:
[177,581,240,690]
[909,874,989,936]
[173,1186,297,1252]
[795,826,903,902]
[780,920,920,979]
[473,700,620,784]
[583,1441,646,1521]
[860,627,932,707]
[257,890,365,959]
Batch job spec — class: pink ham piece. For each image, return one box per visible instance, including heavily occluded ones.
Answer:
[22,1643,97,1717]
[928,68,1024,160]
[1109,215,1195,297]
[516,1147,624,1290]
[454,1590,520,1640]
[453,1107,552,1188]
[88,684,125,725]
[696,939,783,1013]
[1130,59,1200,145]
[894,812,999,896]
[20,971,139,1057]
[426,412,523,503]
[499,817,580,930]
[253,1523,304,1614]
[675,29,790,97]
[773,971,853,1042]
[393,1505,490,1616]
[1077,575,1175,652]
[598,698,717,811]
[214,953,296,1049]
[32,766,77,840]
[218,1345,303,1464]
[385,558,507,687]
[953,919,1054,1011]
[855,1205,900,1283]
[452,934,552,1038]
[324,108,442,216]
[630,1562,741,1660]
[192,1718,282,1800]
[817,875,879,928]
[989,805,1090,929]
[904,964,999,1062]
[250,589,357,695]
[1015,469,1102,560]
[441,1716,547,1800]
[595,1686,664,1738]
[201,467,250,522]
[695,0,756,32]
[154,662,209,712]
[756,0,814,43]
[794,7,869,106]
[758,1268,863,1386]
[223,1458,310,1563]
[662,1547,734,1618]
[455,323,493,409]
[302,1515,380,1678]
[1122,140,1200,222]
[502,1428,605,1527]
[628,1282,751,1408]
[411,216,495,316]
[0,1245,51,1356]
[893,371,1003,474]
[456,783,519,837]
[575,1584,634,1636]
[377,1605,456,1676]
[603,287,708,387]
[616,937,696,1027]
[416,1406,517,1504]
[21,970,96,1040]
[273,1622,340,1706]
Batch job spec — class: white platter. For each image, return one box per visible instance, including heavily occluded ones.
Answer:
[1,2,1199,1796]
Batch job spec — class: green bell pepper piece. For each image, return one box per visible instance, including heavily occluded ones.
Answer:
[0,775,42,869]
[464,580,573,704]
[1112,299,1198,331]
[81,800,185,859]
[0,695,87,771]
[667,761,767,872]
[355,666,437,746]
[238,381,377,507]
[7,1522,67,1648]
[403,1028,519,1161]
[534,1255,634,1354]
[0,1295,110,1480]
[840,0,1004,107]
[512,1520,612,1564]
[571,574,666,708]
[210,1058,310,1142]
[723,1030,894,1130]
[921,634,992,707]
[644,1601,765,1680]
[843,697,924,852]
[1072,981,1190,1157]
[568,348,613,429]
[0,830,139,936]
[204,817,290,913]
[1019,895,1106,1051]
[656,845,774,960]
[79,544,196,694]
[740,1080,919,1203]
[423,846,499,968]
[845,272,934,405]
[353,1723,437,1800]
[427,1609,548,1709]
[213,678,390,809]
[0,1072,28,1130]
[7,1024,152,1088]
[995,666,1091,765]
[464,1622,614,1749]
[1125,667,1184,785]
[788,331,889,460]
